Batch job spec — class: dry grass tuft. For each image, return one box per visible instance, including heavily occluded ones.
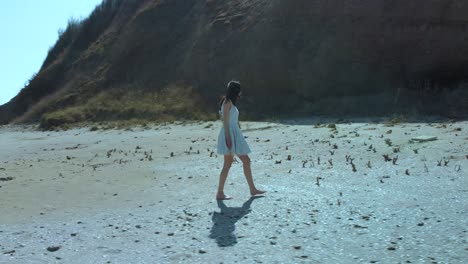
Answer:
[40,85,215,130]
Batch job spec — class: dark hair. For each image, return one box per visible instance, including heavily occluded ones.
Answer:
[219,80,241,107]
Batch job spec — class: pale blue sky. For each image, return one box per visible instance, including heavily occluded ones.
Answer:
[0,0,103,106]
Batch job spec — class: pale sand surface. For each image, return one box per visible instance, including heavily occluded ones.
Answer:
[0,119,467,263]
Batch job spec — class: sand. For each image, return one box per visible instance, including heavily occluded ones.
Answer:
[0,119,467,263]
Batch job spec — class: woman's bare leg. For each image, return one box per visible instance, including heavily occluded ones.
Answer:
[217,154,234,200]
[238,155,266,196]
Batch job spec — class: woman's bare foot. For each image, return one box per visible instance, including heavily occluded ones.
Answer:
[216,193,232,200]
[251,189,266,196]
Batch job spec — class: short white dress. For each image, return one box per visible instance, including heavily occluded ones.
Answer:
[217,102,251,155]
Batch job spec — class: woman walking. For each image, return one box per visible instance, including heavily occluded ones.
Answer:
[216,80,265,200]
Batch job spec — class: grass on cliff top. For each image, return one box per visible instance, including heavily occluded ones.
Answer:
[40,85,216,130]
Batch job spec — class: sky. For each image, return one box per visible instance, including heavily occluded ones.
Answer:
[0,0,103,106]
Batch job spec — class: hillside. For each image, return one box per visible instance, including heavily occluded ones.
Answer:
[1,0,467,128]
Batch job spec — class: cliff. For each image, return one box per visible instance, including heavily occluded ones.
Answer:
[1,0,467,127]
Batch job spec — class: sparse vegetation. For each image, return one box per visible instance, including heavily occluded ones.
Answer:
[40,85,215,130]
[385,115,406,126]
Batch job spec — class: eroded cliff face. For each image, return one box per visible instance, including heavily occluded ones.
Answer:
[2,0,467,124]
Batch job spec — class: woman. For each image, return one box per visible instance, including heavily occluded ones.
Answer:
[216,80,266,200]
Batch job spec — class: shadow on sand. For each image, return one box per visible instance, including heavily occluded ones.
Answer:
[209,196,263,247]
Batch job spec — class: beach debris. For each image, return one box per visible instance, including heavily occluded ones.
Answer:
[353,224,368,229]
[65,144,82,150]
[405,169,410,175]
[361,215,371,221]
[46,246,61,252]
[171,152,174,157]
[385,138,393,146]
[0,176,13,181]
[3,250,15,255]
[316,176,322,186]
[293,245,302,250]
[328,159,333,166]
[287,155,292,161]
[383,154,391,162]
[411,136,437,142]
[275,160,282,164]
[199,249,207,254]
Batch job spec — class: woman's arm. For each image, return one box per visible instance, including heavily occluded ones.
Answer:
[223,100,232,149]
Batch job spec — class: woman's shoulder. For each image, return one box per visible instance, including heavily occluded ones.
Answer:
[222,99,232,113]
[223,99,233,107]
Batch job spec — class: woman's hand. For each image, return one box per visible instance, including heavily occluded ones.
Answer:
[225,135,232,150]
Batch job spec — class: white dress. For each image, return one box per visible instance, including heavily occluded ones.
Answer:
[217,102,251,155]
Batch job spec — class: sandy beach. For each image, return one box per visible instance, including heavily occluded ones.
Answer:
[0,119,467,263]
